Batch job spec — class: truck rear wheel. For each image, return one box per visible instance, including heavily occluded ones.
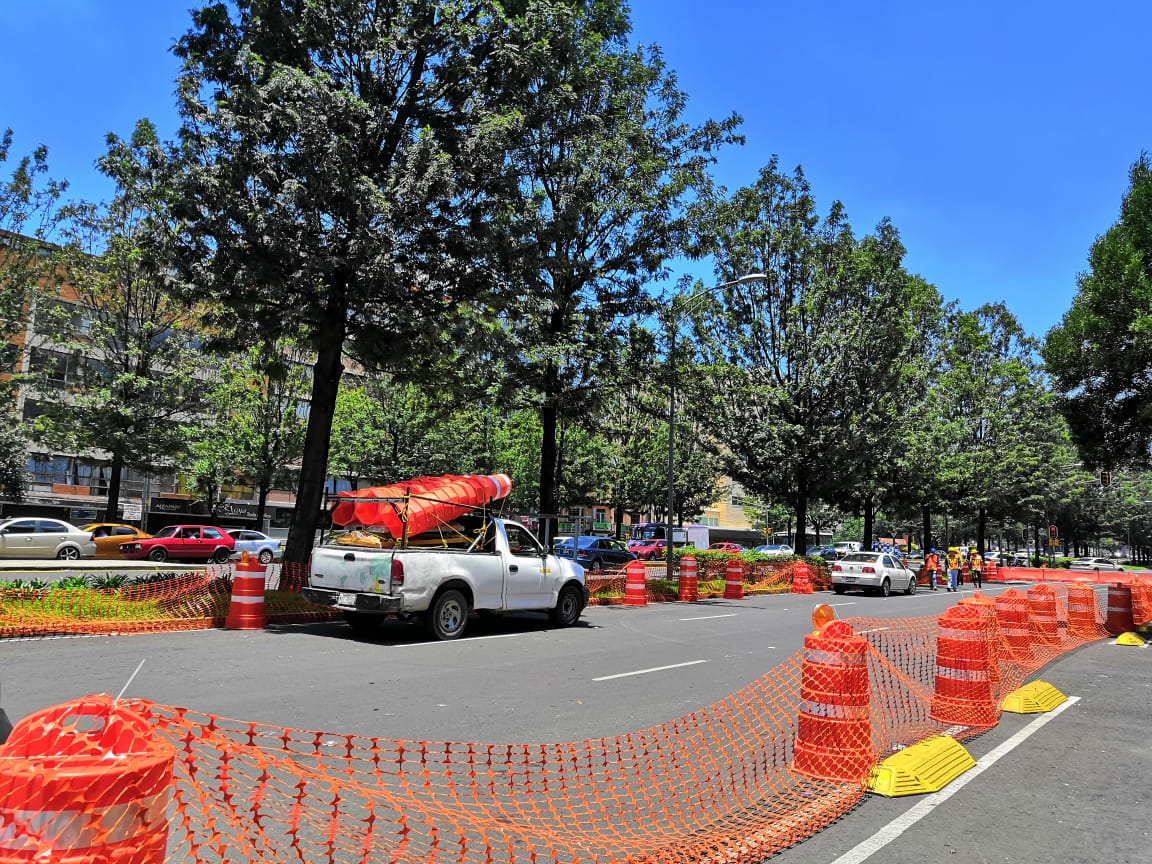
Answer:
[345,612,382,637]
[549,584,584,627]
[425,589,469,640]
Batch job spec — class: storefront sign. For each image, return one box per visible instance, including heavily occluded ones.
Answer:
[151,499,190,514]
[215,500,258,520]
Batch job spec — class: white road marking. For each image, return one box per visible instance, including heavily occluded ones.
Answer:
[593,659,709,681]
[679,613,738,621]
[829,602,857,608]
[829,696,1080,864]
[393,632,531,646]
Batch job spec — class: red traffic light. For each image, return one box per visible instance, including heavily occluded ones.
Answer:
[1048,525,1058,538]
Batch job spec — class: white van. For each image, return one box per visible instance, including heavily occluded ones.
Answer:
[833,541,862,553]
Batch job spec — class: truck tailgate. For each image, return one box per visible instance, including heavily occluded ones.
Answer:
[309,547,394,592]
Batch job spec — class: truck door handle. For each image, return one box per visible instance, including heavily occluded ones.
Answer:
[508,565,518,572]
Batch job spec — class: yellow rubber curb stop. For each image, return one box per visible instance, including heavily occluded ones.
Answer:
[868,735,975,797]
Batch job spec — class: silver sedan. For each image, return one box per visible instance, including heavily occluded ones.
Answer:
[0,517,97,559]
[1068,557,1124,572]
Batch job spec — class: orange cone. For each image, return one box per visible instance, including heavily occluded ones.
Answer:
[793,620,874,784]
[678,555,698,603]
[1065,584,1099,638]
[1105,583,1134,635]
[624,560,647,606]
[723,559,744,600]
[1027,584,1059,645]
[225,550,267,630]
[930,604,998,727]
[0,695,175,863]
[790,560,813,594]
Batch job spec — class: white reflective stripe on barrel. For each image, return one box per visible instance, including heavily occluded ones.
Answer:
[0,791,170,850]
[800,700,868,719]
[935,665,988,681]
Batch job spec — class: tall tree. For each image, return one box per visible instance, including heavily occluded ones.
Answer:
[1044,153,1152,469]
[32,122,205,521]
[169,1,524,563]
[487,0,740,529]
[689,160,933,552]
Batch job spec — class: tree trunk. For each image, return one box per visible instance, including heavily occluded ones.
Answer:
[794,494,808,554]
[284,317,346,565]
[103,451,124,522]
[862,495,874,550]
[977,507,986,554]
[256,483,270,532]
[538,367,559,540]
[921,503,933,553]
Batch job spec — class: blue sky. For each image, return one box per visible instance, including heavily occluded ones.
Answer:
[2,0,1149,338]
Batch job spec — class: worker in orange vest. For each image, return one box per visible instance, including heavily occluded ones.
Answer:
[924,548,941,591]
[968,548,983,589]
[945,547,962,592]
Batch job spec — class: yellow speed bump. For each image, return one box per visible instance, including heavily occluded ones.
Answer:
[1115,632,1147,647]
[867,736,975,798]
[1002,681,1068,714]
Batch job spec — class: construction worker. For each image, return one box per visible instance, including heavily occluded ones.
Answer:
[924,548,941,591]
[945,546,962,592]
[968,547,983,589]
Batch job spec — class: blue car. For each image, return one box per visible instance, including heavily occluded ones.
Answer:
[226,529,281,564]
[554,536,637,570]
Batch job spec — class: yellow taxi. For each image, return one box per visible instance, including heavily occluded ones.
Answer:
[79,523,153,559]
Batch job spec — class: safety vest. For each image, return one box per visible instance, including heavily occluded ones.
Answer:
[946,551,961,570]
[969,554,983,570]
[925,553,940,571]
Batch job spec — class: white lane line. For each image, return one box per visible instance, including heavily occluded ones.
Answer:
[593,659,709,681]
[829,696,1080,864]
[829,602,857,608]
[679,613,738,621]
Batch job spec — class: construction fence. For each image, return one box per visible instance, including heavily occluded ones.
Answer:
[0,581,1142,863]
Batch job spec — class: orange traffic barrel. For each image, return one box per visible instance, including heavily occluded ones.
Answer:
[1065,584,1099,638]
[930,604,998,727]
[1027,584,1060,645]
[225,550,267,630]
[0,695,175,863]
[1130,578,1152,627]
[994,589,1034,662]
[984,557,999,581]
[1105,583,1134,635]
[624,560,647,607]
[790,560,814,595]
[678,555,698,603]
[957,593,1001,684]
[793,620,874,784]
[723,559,744,600]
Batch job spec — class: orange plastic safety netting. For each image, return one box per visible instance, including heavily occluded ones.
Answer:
[0,564,338,639]
[586,560,827,605]
[0,585,1111,864]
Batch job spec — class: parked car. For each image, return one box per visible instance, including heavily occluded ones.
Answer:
[707,542,745,554]
[831,551,918,597]
[0,518,96,560]
[833,541,862,553]
[80,523,152,559]
[119,524,236,563]
[554,536,637,569]
[1069,557,1124,572]
[753,544,794,556]
[226,529,281,564]
[806,544,837,558]
[629,538,670,560]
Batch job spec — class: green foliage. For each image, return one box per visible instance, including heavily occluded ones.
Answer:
[0,128,67,344]
[1045,153,1152,468]
[689,160,938,551]
[30,121,205,519]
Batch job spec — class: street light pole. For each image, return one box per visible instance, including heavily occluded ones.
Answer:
[665,273,768,582]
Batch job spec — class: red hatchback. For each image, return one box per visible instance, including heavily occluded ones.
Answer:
[708,542,745,554]
[119,524,236,563]
[629,538,670,560]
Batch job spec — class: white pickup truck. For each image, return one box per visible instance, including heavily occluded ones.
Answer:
[302,514,588,640]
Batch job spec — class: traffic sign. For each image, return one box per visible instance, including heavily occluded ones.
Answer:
[121,503,143,521]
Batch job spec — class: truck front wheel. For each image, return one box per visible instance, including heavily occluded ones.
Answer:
[549,584,585,627]
[426,589,469,640]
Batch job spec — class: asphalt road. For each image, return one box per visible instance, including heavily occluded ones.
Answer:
[2,583,1148,863]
